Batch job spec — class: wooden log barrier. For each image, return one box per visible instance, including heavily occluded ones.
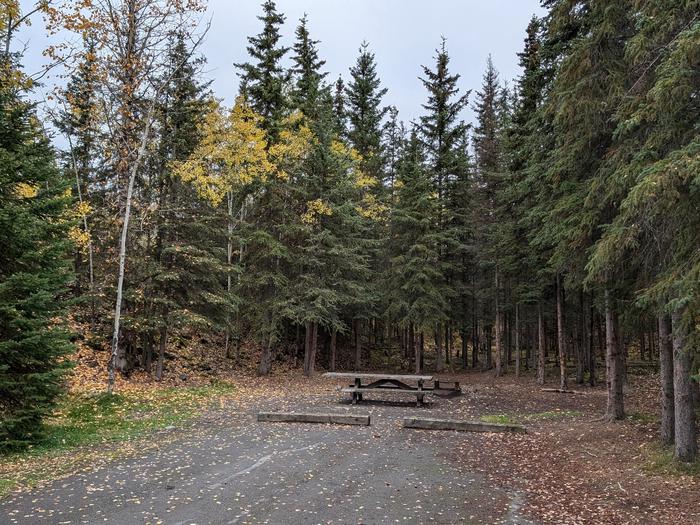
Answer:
[257,412,371,426]
[403,417,525,433]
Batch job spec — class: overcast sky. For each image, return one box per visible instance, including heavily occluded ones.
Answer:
[18,0,545,131]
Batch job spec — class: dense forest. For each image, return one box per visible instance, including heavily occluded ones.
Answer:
[1,0,698,465]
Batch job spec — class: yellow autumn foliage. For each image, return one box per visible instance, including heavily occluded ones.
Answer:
[172,97,274,206]
[301,198,333,225]
[68,226,91,254]
[269,111,313,180]
[74,201,92,218]
[13,182,39,199]
[357,193,388,221]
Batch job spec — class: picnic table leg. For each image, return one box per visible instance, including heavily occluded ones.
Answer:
[354,377,363,403]
[417,379,424,407]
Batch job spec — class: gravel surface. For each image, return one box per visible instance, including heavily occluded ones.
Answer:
[1,386,532,524]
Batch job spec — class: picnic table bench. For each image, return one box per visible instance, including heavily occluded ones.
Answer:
[323,372,436,406]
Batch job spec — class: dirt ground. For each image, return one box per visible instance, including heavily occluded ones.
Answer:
[1,367,698,524]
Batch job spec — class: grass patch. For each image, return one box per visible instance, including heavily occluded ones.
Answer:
[644,444,700,477]
[480,409,582,425]
[0,381,235,498]
[627,411,657,424]
[480,414,519,425]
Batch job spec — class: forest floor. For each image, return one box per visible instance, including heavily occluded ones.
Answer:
[1,351,699,524]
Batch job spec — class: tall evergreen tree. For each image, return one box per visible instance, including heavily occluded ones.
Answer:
[290,13,327,116]
[543,0,632,397]
[235,0,289,141]
[346,42,388,181]
[587,0,699,456]
[418,38,470,371]
[345,42,389,363]
[472,55,506,374]
[0,54,73,450]
[142,31,230,378]
[385,133,449,373]
[332,75,347,138]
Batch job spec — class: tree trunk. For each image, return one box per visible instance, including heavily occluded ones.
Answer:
[224,191,234,359]
[406,324,412,374]
[308,321,318,376]
[258,313,274,375]
[435,324,444,372]
[329,328,337,372]
[494,271,503,377]
[66,134,96,326]
[354,319,362,370]
[420,331,425,372]
[537,303,545,385]
[515,303,521,377]
[472,311,479,368]
[108,111,154,394]
[155,325,167,381]
[143,333,153,374]
[658,313,674,447]
[461,327,468,368]
[556,274,567,390]
[445,323,451,365]
[303,321,312,376]
[575,291,585,385]
[485,326,492,370]
[672,309,697,462]
[588,301,596,386]
[605,290,624,420]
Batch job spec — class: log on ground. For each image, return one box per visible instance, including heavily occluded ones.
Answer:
[403,417,525,433]
[257,412,370,426]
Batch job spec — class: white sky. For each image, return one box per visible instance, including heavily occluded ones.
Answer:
[16,0,545,134]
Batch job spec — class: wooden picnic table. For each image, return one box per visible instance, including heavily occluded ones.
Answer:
[323,372,434,406]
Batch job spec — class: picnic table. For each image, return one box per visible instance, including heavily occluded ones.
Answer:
[323,372,436,406]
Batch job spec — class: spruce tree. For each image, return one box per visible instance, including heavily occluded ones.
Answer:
[144,31,230,378]
[586,0,699,455]
[382,105,403,190]
[345,42,389,363]
[235,0,289,141]
[0,58,73,450]
[286,88,372,375]
[234,0,304,374]
[346,42,388,181]
[291,13,327,116]
[332,75,347,138]
[418,38,470,371]
[472,55,505,373]
[543,0,631,397]
[385,132,449,373]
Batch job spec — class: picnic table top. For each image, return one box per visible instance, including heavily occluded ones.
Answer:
[322,372,434,381]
